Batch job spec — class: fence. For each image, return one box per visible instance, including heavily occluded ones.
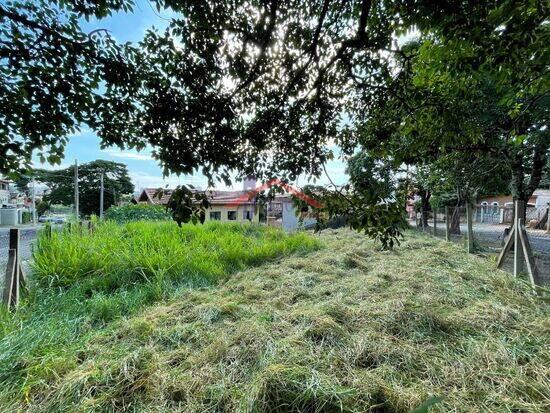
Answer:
[1,221,94,310]
[412,203,550,287]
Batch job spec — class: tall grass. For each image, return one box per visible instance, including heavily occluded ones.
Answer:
[33,220,316,290]
[0,221,320,403]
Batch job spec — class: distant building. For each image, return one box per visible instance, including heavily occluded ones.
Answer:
[132,186,259,224]
[131,178,322,230]
[0,179,9,206]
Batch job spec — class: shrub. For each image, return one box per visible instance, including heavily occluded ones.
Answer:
[104,203,172,223]
[21,211,32,224]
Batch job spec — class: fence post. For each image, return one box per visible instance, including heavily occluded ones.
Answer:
[88,220,94,234]
[480,206,484,223]
[513,200,525,277]
[466,203,474,253]
[2,249,17,309]
[432,208,437,236]
[8,228,25,289]
[546,207,550,234]
[445,207,450,241]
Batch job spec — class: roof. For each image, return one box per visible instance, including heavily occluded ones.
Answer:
[134,188,174,205]
[135,188,257,206]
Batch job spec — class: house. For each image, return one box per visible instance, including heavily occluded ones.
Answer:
[133,184,259,224]
[266,194,317,231]
[131,177,326,229]
[0,179,9,206]
[477,194,537,209]
[533,189,550,208]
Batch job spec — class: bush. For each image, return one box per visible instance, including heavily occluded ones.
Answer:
[21,211,32,224]
[105,203,172,223]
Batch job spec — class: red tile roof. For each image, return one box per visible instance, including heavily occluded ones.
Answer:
[136,188,257,206]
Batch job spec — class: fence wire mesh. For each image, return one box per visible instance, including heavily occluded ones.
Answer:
[412,205,550,286]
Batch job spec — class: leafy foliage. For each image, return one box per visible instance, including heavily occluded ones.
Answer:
[105,203,171,223]
[2,0,548,243]
[291,152,408,249]
[0,0,137,172]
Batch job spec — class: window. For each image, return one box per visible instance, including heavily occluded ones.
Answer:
[243,210,253,221]
[227,211,237,220]
[210,211,221,221]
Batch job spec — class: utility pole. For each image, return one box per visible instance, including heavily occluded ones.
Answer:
[99,171,104,219]
[74,159,79,220]
[31,177,36,225]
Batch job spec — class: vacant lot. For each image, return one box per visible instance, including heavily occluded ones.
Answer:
[0,226,548,412]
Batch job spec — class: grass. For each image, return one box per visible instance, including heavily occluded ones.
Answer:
[0,221,319,406]
[1,227,549,412]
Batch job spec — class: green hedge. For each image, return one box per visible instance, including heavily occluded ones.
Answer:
[21,211,32,224]
[104,204,172,223]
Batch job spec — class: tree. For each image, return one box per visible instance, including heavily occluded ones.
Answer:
[0,0,137,173]
[30,160,134,216]
[2,0,547,246]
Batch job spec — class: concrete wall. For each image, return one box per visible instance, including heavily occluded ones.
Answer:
[281,200,316,231]
[204,204,259,223]
[0,208,21,226]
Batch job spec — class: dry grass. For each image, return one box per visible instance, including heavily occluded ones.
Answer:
[1,228,549,412]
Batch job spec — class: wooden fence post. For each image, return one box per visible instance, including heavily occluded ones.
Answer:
[88,220,94,234]
[2,249,17,309]
[513,200,525,277]
[445,207,450,242]
[517,218,540,290]
[466,203,474,253]
[9,228,25,290]
[433,208,437,236]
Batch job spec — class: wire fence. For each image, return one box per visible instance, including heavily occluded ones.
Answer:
[411,205,550,286]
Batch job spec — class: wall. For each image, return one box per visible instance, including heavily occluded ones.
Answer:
[478,194,537,206]
[203,204,259,223]
[281,200,316,231]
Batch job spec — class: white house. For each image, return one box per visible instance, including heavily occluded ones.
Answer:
[0,179,10,206]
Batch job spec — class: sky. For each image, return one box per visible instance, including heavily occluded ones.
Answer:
[33,0,349,193]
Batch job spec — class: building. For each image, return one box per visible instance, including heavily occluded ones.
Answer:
[133,186,259,224]
[0,179,9,206]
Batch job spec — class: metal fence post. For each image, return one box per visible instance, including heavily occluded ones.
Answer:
[466,203,474,253]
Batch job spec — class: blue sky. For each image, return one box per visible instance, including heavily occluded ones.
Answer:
[34,0,348,192]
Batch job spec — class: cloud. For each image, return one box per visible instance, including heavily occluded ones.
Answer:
[129,171,209,192]
[103,149,153,161]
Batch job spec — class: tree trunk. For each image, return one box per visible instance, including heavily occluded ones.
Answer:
[511,142,548,221]
[419,190,431,228]
[450,206,461,234]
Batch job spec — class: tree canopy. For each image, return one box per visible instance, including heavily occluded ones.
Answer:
[20,160,134,216]
[1,0,548,245]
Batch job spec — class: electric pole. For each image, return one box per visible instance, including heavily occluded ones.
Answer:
[100,171,104,219]
[31,177,36,225]
[74,159,79,220]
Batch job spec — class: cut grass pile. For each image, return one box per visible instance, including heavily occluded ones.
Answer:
[1,228,549,412]
[0,221,319,406]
